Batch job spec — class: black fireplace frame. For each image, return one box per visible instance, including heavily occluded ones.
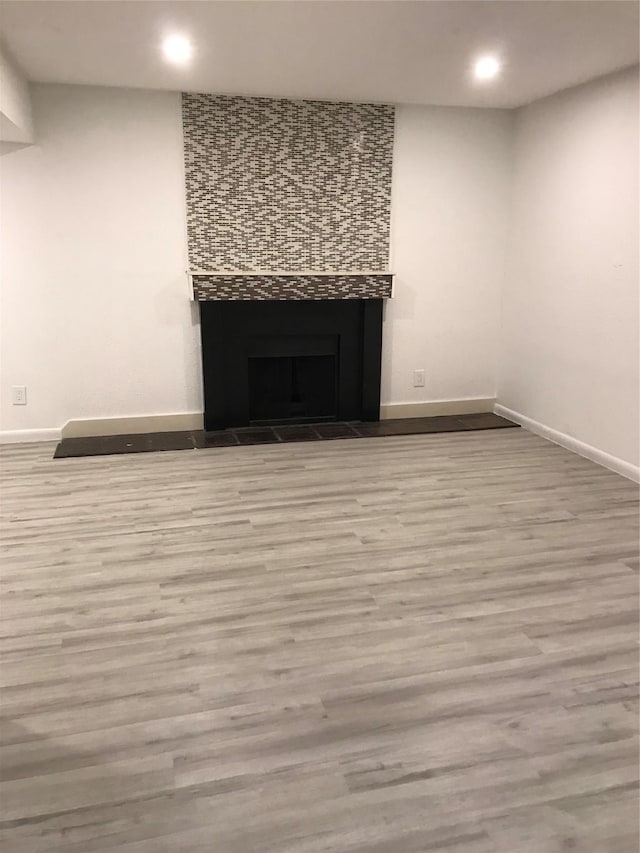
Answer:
[199,299,383,430]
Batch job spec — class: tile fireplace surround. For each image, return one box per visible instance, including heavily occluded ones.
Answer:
[190,272,393,301]
[182,92,395,425]
[182,94,394,273]
[182,93,395,303]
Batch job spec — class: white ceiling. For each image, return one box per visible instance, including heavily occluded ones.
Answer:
[0,0,638,108]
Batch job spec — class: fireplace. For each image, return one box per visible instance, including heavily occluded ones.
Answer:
[199,297,384,430]
[182,95,395,430]
[248,344,338,424]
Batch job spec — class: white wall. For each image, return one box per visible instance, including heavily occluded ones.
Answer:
[384,105,512,407]
[2,76,637,468]
[0,43,34,143]
[0,84,202,438]
[1,85,514,437]
[497,67,639,474]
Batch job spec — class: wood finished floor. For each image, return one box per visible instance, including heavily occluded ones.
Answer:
[1,429,638,853]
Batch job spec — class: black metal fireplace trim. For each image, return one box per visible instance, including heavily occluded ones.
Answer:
[199,299,383,430]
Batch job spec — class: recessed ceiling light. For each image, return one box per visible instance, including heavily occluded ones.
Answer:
[474,55,501,81]
[162,34,193,65]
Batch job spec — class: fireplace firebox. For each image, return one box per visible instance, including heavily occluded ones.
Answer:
[199,299,383,430]
[248,351,337,424]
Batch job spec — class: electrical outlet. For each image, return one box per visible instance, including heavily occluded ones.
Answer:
[413,369,425,388]
[11,386,27,405]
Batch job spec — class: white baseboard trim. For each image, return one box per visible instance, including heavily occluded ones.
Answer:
[61,412,204,439]
[0,428,61,444]
[494,404,640,484]
[380,398,495,420]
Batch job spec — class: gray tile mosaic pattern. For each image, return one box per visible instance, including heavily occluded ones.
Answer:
[191,274,393,301]
[182,94,394,273]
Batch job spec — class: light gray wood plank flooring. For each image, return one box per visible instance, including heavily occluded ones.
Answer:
[1,429,638,852]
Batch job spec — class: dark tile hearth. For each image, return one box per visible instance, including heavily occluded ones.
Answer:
[192,431,239,449]
[53,431,195,459]
[355,415,473,437]
[457,412,516,430]
[313,423,360,440]
[273,425,321,442]
[53,414,518,459]
[235,428,281,445]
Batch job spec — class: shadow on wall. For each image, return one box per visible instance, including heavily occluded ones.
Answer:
[0,141,32,156]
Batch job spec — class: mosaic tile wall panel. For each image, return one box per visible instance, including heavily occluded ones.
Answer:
[182,93,394,272]
[191,274,393,301]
